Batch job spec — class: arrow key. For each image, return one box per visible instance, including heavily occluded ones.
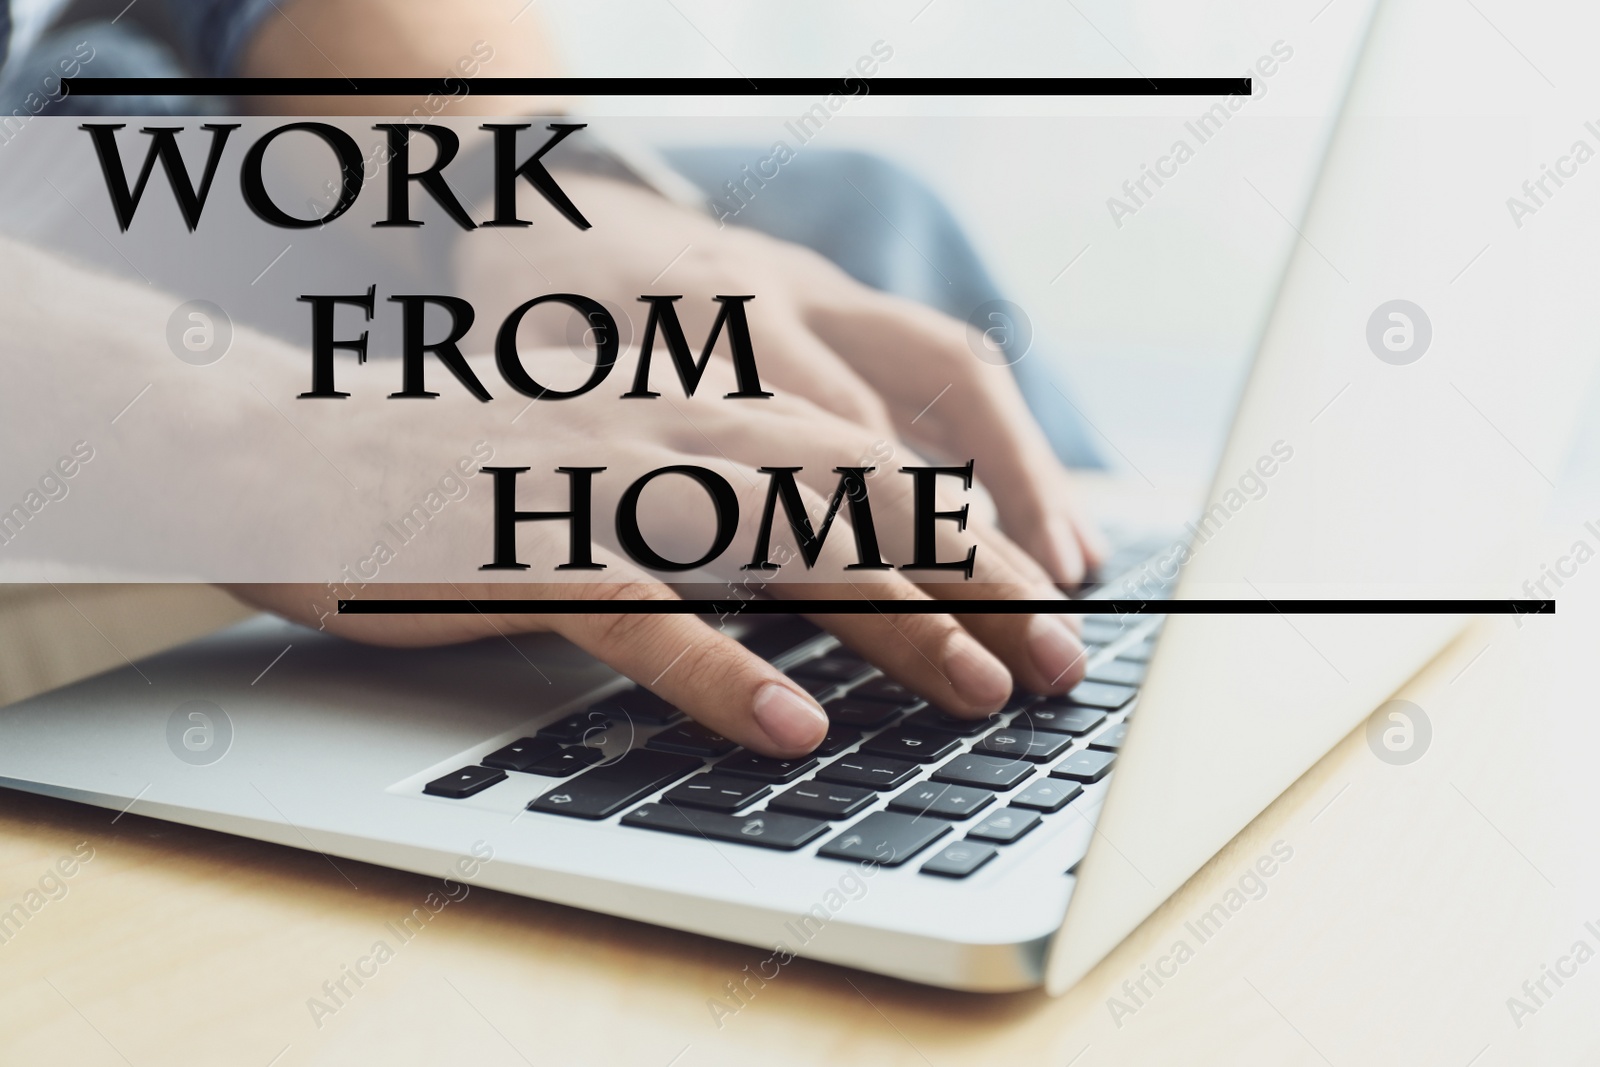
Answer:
[920,841,998,878]
[621,804,829,850]
[817,811,950,866]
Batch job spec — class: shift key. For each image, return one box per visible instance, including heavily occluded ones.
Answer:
[530,750,701,820]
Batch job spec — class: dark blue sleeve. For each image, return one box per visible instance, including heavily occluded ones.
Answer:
[163,0,277,77]
[0,0,13,73]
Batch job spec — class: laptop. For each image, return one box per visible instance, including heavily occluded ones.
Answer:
[0,0,1543,992]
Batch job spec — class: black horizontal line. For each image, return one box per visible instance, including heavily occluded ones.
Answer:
[337,599,1552,616]
[62,76,1251,97]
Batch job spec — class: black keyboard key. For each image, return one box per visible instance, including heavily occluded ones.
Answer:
[525,745,607,777]
[623,804,829,850]
[423,765,506,798]
[660,774,771,813]
[920,841,998,878]
[817,811,950,866]
[716,753,818,783]
[481,737,561,772]
[769,781,876,820]
[813,725,862,757]
[860,727,960,764]
[1011,779,1082,813]
[932,753,1035,790]
[1086,659,1146,687]
[816,754,920,790]
[1002,691,1039,713]
[646,722,738,757]
[1089,723,1130,752]
[847,676,920,705]
[903,708,1000,736]
[1050,749,1116,783]
[887,782,995,820]
[538,709,613,744]
[589,688,683,725]
[825,697,902,730]
[966,806,1041,843]
[973,729,1073,763]
[1014,705,1105,736]
[740,617,825,662]
[530,750,701,819]
[795,675,841,701]
[792,654,874,685]
[1065,681,1136,710]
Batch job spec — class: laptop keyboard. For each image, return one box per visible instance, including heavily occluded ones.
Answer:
[421,608,1162,879]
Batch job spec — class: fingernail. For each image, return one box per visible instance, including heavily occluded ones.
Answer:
[942,630,1013,710]
[752,683,829,753]
[1048,518,1087,584]
[1028,614,1086,692]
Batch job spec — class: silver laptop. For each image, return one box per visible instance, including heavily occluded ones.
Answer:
[0,0,1549,992]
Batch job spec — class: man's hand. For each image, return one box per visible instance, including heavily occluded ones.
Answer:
[457,172,1108,584]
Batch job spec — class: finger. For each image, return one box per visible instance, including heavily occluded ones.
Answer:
[788,588,1016,719]
[809,294,1107,581]
[552,581,830,759]
[744,317,898,440]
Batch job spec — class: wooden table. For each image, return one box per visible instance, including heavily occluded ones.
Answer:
[0,597,1591,1066]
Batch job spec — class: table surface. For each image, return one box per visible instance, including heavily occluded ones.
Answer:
[0,600,1591,1066]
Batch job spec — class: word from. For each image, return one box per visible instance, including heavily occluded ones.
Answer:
[295,290,769,402]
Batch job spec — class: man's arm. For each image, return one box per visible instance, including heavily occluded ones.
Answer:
[235,0,566,116]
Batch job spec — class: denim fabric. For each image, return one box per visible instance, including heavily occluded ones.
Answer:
[161,0,276,77]
[664,147,1103,468]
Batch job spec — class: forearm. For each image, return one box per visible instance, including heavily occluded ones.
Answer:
[236,0,568,116]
